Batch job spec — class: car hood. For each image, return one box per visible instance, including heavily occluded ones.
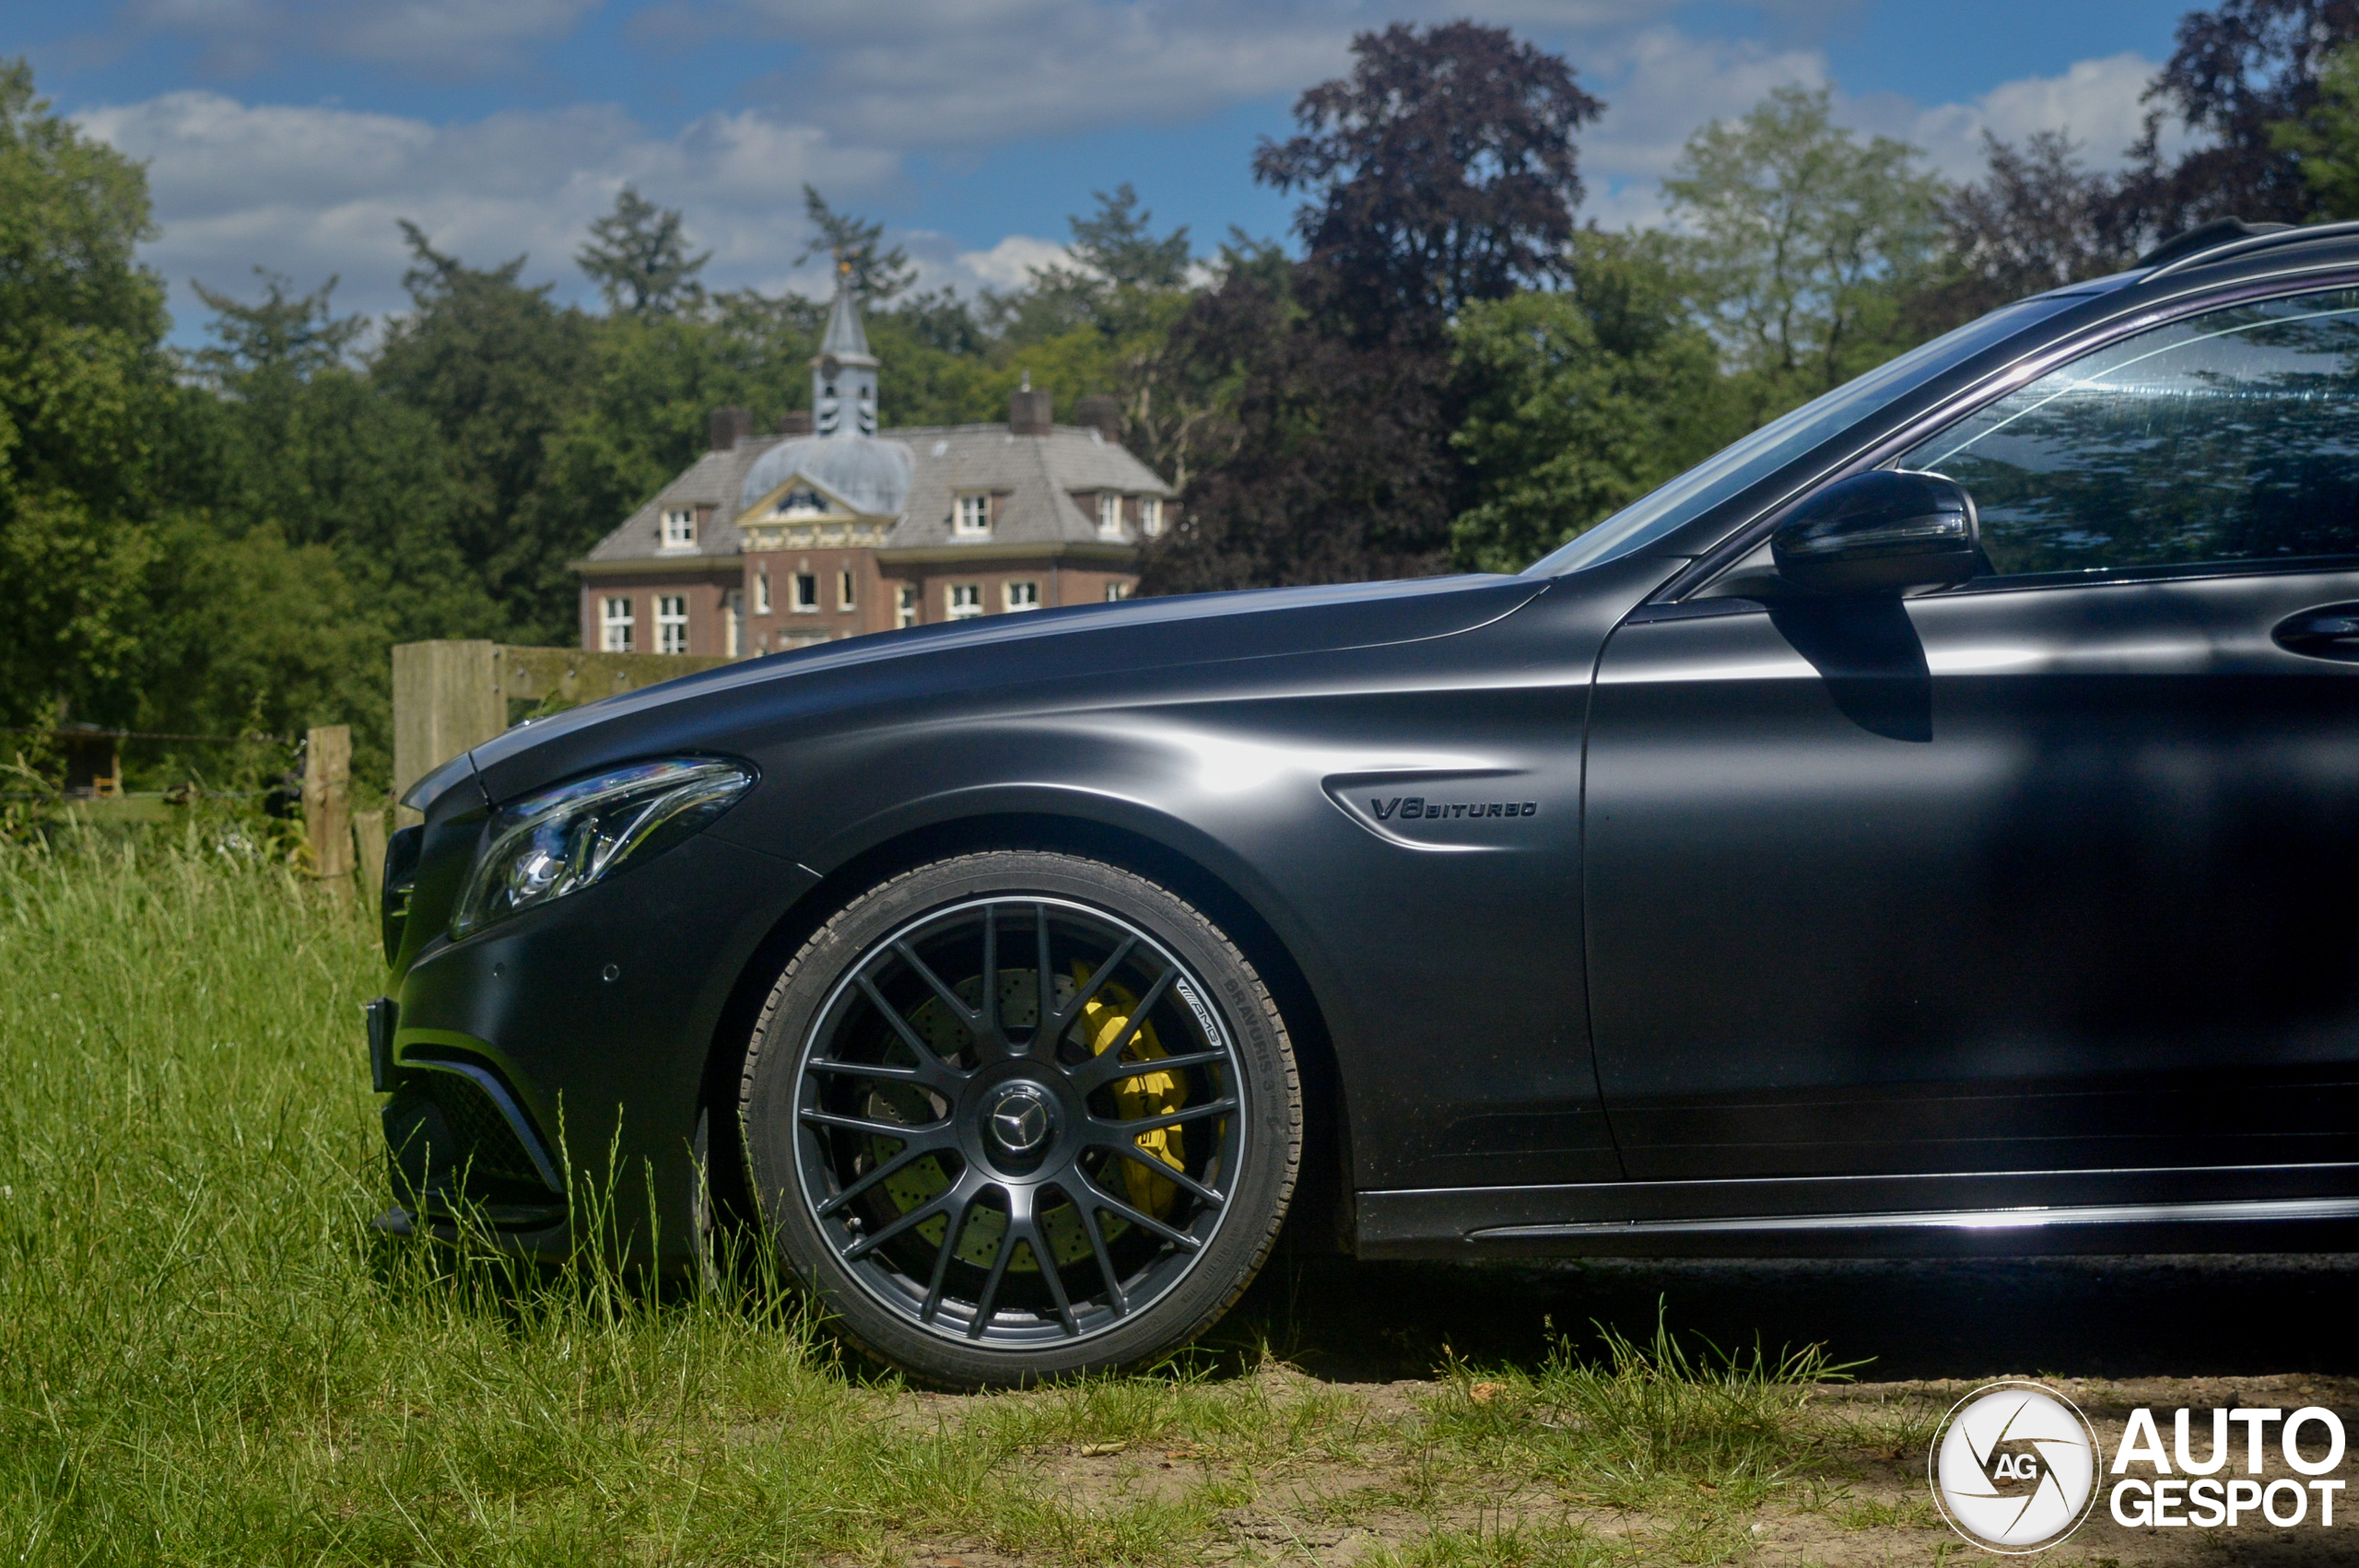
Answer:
[463,573,1546,805]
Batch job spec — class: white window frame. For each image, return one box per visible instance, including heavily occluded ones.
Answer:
[600,595,635,651]
[897,584,919,628]
[1097,493,1123,538]
[656,594,688,654]
[946,582,982,619]
[660,507,696,549]
[838,569,856,612]
[1104,581,1133,603]
[792,572,819,614]
[756,569,772,614]
[725,589,744,657]
[1004,580,1041,612]
[1139,496,1162,538]
[955,493,992,537]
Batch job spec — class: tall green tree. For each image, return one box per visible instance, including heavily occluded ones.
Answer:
[1665,85,1946,423]
[1448,233,1740,573]
[0,58,178,729]
[2271,42,2359,216]
[577,185,710,316]
[373,223,595,641]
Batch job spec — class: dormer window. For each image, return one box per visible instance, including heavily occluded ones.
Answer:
[1140,497,1163,539]
[776,486,825,520]
[1097,493,1123,538]
[661,507,696,548]
[955,494,992,538]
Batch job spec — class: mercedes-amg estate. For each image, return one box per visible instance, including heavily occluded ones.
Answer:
[374,218,2359,1387]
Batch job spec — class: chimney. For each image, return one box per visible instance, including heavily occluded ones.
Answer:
[710,406,754,451]
[779,409,813,437]
[1009,371,1052,437]
[1074,395,1121,442]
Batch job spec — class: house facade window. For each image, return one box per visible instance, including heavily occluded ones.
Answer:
[946,582,982,619]
[1104,581,1132,603]
[839,570,856,612]
[756,569,772,614]
[1097,493,1123,537]
[955,494,992,537]
[656,594,688,654]
[793,573,819,613]
[1140,497,1162,538]
[725,590,744,657]
[898,585,919,627]
[1004,580,1041,612]
[601,594,635,650]
[661,507,696,548]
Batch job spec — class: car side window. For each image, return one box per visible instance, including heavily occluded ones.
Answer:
[1897,286,2359,580]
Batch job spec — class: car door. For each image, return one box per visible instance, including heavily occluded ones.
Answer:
[1583,282,2359,1181]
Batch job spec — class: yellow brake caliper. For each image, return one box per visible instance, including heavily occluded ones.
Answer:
[1073,961,1186,1217]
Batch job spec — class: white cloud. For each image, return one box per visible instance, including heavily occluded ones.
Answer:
[76,91,897,327]
[1904,53,2179,180]
[952,235,1074,289]
[113,0,600,76]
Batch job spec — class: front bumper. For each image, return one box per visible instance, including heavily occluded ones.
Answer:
[379,829,817,1263]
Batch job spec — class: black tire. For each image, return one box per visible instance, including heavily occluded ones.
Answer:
[740,851,1301,1387]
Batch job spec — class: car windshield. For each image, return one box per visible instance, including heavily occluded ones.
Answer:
[1524,288,2113,576]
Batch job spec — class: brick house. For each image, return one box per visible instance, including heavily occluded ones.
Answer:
[573,274,1172,656]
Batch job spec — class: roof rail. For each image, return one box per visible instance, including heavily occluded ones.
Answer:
[2142,216,2359,278]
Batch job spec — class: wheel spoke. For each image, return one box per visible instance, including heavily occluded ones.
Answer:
[1071,965,1176,1080]
[1047,935,1138,1041]
[979,905,1003,1050]
[806,1057,932,1085]
[815,1141,941,1218]
[1070,1186,1129,1316]
[1072,1043,1226,1097]
[1020,1212,1081,1336]
[894,940,980,1027]
[1103,1141,1226,1208]
[801,1106,952,1145]
[1075,1170,1203,1251]
[852,975,967,1088]
[965,1188,1021,1340]
[919,1183,976,1322]
[1094,1097,1238,1141]
[843,1185,959,1262]
[1033,905,1055,1058]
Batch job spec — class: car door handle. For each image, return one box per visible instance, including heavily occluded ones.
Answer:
[2273,603,2359,661]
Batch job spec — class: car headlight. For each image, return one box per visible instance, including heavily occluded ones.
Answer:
[451,757,756,938]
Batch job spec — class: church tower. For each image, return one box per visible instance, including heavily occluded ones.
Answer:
[812,263,879,438]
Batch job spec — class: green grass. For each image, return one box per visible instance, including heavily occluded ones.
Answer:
[0,833,1898,1565]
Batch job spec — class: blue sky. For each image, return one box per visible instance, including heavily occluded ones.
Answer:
[14,1,2189,344]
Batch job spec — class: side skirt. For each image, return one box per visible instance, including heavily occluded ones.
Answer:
[1356,1164,2359,1259]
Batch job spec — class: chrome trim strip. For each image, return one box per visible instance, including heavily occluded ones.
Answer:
[1473,1196,2359,1241]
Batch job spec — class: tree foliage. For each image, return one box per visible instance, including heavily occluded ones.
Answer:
[1666,85,1947,420]
[1448,233,1739,572]
[1254,19,1600,339]
[577,185,710,316]
[1913,132,2140,331]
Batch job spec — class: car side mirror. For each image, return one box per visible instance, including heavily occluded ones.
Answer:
[1770,471,1981,596]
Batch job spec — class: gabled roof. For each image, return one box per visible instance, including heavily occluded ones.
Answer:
[884,424,1169,549]
[581,422,1172,566]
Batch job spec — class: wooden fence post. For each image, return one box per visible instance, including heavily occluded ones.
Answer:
[354,804,389,905]
[303,725,353,892]
[391,640,502,825]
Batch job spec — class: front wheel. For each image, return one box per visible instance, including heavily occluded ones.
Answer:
[740,851,1301,1387]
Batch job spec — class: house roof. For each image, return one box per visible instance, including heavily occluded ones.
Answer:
[582,422,1172,565]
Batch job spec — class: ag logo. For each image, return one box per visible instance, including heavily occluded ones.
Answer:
[1930,1380,2100,1553]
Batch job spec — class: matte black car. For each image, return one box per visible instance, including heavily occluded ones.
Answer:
[376,218,2359,1387]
